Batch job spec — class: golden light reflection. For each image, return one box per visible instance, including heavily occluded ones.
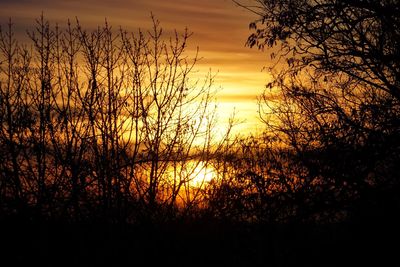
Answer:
[174,160,216,207]
[185,161,215,187]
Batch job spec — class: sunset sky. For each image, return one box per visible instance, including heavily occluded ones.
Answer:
[0,0,269,135]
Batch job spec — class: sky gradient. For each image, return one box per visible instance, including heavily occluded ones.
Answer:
[0,0,269,135]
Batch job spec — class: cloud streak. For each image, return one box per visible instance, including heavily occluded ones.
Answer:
[0,0,267,133]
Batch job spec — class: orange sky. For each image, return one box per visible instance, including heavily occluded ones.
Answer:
[0,0,269,136]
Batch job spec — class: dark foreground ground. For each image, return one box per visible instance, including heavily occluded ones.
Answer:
[1,213,399,267]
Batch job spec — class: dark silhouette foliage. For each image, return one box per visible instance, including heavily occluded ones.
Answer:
[232,0,400,224]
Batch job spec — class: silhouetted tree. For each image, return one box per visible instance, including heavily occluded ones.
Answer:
[0,16,230,223]
[236,0,400,222]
